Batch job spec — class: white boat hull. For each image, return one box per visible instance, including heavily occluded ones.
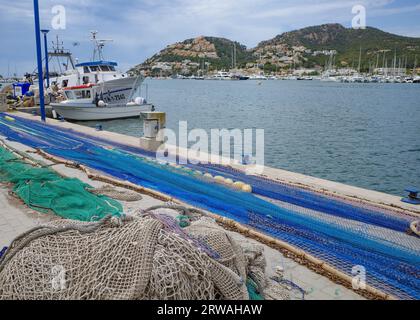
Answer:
[51,103,153,121]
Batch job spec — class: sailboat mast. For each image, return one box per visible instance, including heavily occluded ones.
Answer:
[393,49,397,76]
[234,42,237,69]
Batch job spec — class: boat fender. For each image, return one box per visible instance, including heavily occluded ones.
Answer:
[134,97,146,105]
[97,100,106,107]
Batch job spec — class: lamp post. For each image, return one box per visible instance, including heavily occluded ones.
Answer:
[41,29,50,88]
[33,0,46,122]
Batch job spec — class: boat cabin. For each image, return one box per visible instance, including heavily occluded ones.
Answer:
[51,60,128,89]
[62,84,95,101]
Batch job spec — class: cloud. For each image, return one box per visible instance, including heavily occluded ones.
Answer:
[0,0,418,76]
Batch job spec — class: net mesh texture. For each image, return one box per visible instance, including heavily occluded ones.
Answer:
[0,211,287,300]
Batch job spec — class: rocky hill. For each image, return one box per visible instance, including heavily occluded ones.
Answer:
[254,23,420,71]
[132,24,420,75]
[131,36,253,76]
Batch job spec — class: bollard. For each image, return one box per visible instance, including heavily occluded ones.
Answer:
[402,187,420,205]
[139,111,166,151]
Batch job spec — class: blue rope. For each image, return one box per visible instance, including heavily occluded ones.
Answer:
[0,247,7,259]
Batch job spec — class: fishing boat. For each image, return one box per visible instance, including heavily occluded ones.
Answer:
[52,78,152,121]
[50,32,152,121]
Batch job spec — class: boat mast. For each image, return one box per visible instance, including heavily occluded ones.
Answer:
[231,45,234,70]
[393,49,397,77]
[91,31,113,61]
[49,35,76,73]
[233,44,235,70]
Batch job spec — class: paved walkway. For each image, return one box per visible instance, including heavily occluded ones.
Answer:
[0,186,57,247]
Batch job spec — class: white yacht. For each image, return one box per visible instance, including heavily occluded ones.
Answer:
[212,71,232,80]
[249,74,268,80]
[50,32,152,121]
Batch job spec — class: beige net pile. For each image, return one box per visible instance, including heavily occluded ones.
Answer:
[0,205,292,300]
[0,212,251,300]
[185,217,249,299]
[186,217,291,300]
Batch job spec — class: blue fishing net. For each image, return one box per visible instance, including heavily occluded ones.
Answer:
[0,114,418,299]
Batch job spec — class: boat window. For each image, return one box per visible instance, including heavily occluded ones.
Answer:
[65,91,75,99]
[83,66,90,73]
[75,91,82,99]
[100,66,110,71]
[62,79,68,87]
[74,90,91,99]
[83,76,90,84]
[90,66,99,72]
[109,66,116,71]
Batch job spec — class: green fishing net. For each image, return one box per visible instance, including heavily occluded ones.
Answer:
[0,147,122,221]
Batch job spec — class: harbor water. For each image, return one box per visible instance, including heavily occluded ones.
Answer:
[77,80,420,196]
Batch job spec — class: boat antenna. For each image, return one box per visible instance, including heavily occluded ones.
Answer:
[91,31,113,61]
[52,35,65,53]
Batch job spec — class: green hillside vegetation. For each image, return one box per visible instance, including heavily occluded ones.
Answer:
[204,37,253,69]
[132,24,420,74]
[260,24,420,71]
[155,38,253,70]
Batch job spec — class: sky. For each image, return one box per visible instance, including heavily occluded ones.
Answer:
[1,0,420,76]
